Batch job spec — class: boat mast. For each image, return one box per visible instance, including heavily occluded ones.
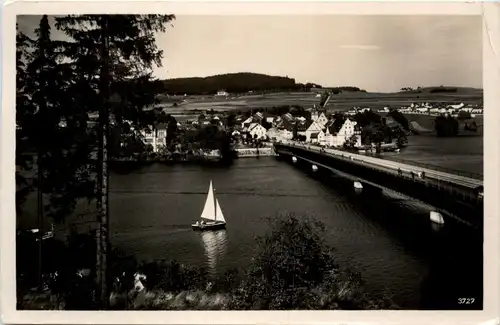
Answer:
[213,185,217,221]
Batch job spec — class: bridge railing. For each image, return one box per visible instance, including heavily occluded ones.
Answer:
[275,141,483,181]
[380,156,483,181]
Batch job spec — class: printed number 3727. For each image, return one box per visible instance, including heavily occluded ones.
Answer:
[458,298,475,304]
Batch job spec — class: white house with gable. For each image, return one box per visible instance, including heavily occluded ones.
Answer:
[305,118,361,148]
[333,119,361,147]
[318,127,334,146]
[248,123,267,139]
[314,112,329,126]
[305,121,325,142]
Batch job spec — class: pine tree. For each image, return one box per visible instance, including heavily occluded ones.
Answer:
[17,15,98,293]
[20,15,60,290]
[55,14,175,308]
[16,24,35,213]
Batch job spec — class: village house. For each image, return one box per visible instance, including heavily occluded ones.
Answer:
[310,108,329,126]
[305,118,361,148]
[138,123,168,152]
[241,116,253,128]
[273,113,296,130]
[247,122,268,139]
[309,132,321,144]
[316,112,329,126]
[317,128,332,146]
[332,118,361,147]
[266,127,293,141]
[216,90,229,96]
[296,120,310,137]
[272,116,283,128]
[304,121,325,142]
[283,113,294,122]
[265,115,275,124]
[253,112,264,123]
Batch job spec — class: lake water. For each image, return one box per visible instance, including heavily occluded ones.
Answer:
[109,153,483,309]
[17,135,484,309]
[384,135,483,176]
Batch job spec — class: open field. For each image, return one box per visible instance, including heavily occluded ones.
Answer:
[158,88,483,115]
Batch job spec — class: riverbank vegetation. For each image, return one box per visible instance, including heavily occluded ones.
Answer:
[434,112,479,137]
[17,213,398,310]
[350,110,408,152]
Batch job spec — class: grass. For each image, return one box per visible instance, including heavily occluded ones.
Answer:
[158,88,483,115]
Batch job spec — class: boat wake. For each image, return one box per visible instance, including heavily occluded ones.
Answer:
[112,225,192,238]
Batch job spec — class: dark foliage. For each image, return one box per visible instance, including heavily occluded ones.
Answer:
[353,110,382,128]
[161,72,321,95]
[429,87,457,93]
[351,111,407,150]
[434,115,459,137]
[457,110,472,121]
[229,213,391,310]
[388,109,410,131]
[326,86,366,94]
[16,15,96,223]
[16,14,176,308]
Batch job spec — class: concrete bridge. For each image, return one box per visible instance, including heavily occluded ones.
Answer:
[274,141,484,228]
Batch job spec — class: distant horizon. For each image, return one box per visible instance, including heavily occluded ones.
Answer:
[17,15,483,93]
[158,71,483,93]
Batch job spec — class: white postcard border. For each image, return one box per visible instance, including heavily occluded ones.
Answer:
[1,1,498,324]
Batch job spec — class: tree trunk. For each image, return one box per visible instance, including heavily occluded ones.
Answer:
[37,152,43,292]
[96,16,110,310]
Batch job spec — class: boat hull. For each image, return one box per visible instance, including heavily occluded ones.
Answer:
[192,222,226,231]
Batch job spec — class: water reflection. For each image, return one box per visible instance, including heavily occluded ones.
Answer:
[200,230,228,273]
[430,222,445,233]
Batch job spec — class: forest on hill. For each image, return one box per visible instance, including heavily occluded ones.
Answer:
[160,72,322,95]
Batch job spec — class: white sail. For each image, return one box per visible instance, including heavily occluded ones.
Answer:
[200,181,216,221]
[215,199,226,223]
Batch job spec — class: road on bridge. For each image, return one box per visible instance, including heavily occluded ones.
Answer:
[279,141,483,190]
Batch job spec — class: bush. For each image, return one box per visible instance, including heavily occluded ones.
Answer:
[229,213,396,310]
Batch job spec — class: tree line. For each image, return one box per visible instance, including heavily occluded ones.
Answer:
[160,72,371,96]
[433,111,478,137]
[161,72,324,95]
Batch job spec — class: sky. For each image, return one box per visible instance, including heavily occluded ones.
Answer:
[17,15,482,93]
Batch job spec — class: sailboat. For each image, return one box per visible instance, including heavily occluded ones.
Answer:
[192,180,227,231]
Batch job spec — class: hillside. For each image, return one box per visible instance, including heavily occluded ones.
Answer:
[160,72,322,95]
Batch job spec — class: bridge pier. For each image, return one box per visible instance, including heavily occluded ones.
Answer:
[430,211,445,225]
[275,143,483,227]
[354,181,363,193]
